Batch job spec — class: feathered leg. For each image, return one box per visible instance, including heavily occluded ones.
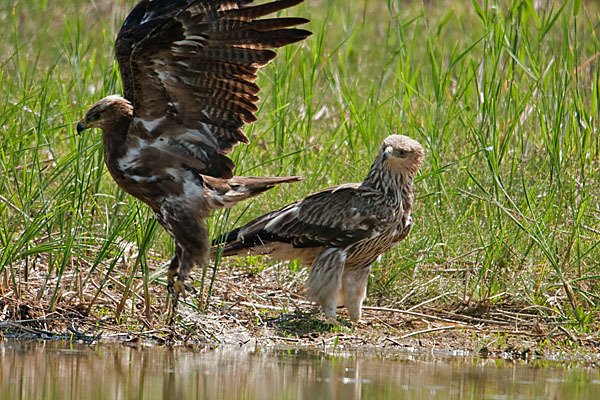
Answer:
[340,266,371,322]
[167,245,182,297]
[167,243,199,314]
[161,201,208,314]
[304,248,346,325]
[174,250,198,297]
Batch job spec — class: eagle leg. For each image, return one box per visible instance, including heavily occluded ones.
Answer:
[167,251,197,311]
[304,248,346,324]
[167,253,180,294]
[166,252,185,317]
[340,266,371,322]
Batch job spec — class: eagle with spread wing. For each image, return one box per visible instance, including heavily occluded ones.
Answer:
[76,0,310,308]
[214,135,424,323]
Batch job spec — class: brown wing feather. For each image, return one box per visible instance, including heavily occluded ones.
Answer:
[223,183,396,250]
[115,0,198,101]
[122,0,310,162]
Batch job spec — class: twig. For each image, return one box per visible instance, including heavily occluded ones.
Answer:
[268,336,300,342]
[443,247,486,266]
[398,276,440,305]
[385,337,402,346]
[425,307,523,326]
[0,194,32,221]
[239,300,299,313]
[362,306,466,325]
[558,325,581,344]
[406,291,456,312]
[400,325,466,339]
[14,158,55,171]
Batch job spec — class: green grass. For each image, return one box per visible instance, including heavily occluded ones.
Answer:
[1,0,599,332]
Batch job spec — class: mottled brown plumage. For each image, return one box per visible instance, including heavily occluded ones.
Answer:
[76,0,310,308]
[214,135,424,323]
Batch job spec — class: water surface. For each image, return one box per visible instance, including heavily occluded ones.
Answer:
[0,340,598,399]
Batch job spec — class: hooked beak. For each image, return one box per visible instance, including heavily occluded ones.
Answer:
[76,120,87,135]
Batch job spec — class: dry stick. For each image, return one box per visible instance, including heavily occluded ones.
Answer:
[492,309,548,322]
[430,267,479,273]
[0,321,50,336]
[89,279,121,306]
[366,305,525,327]
[557,325,581,344]
[239,300,299,313]
[398,275,439,305]
[397,288,416,305]
[406,291,456,312]
[0,320,96,340]
[385,337,402,346]
[400,325,465,339]
[0,194,32,221]
[522,304,567,318]
[283,292,303,312]
[575,52,600,74]
[362,306,468,325]
[580,224,600,236]
[242,301,265,325]
[369,313,397,330]
[269,336,301,342]
[14,158,55,171]
[425,307,525,326]
[439,246,487,267]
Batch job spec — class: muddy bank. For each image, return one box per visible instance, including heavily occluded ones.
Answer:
[1,261,599,361]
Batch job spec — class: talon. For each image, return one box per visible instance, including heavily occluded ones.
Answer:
[167,270,178,294]
[325,316,340,326]
[168,276,186,314]
[184,282,196,295]
[173,280,186,298]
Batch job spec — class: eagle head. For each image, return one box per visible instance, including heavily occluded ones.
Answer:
[77,95,133,134]
[380,135,424,175]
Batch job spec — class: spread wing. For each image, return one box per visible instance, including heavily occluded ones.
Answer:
[230,183,395,248]
[114,0,310,177]
[115,0,198,101]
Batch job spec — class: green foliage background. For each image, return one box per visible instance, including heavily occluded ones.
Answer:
[1,0,599,328]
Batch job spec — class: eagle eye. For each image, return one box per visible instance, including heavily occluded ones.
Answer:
[87,111,100,121]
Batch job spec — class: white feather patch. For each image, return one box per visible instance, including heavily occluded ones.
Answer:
[173,40,201,47]
[137,117,167,132]
[181,170,205,199]
[118,137,144,170]
[180,127,218,148]
[264,207,298,231]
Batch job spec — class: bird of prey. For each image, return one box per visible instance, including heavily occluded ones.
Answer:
[76,0,311,308]
[214,135,424,324]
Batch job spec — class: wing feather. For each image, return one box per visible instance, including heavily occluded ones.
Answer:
[115,0,198,100]
[231,184,395,249]
[116,0,310,182]
[219,0,303,19]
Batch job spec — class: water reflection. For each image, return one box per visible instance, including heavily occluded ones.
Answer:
[0,340,598,399]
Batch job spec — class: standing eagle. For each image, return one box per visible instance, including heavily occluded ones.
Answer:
[214,135,425,323]
[76,0,310,307]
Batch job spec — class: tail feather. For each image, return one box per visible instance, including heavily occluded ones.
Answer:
[220,175,301,204]
[229,174,302,190]
[211,208,289,258]
[209,28,312,50]
[209,175,302,258]
[201,173,301,212]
